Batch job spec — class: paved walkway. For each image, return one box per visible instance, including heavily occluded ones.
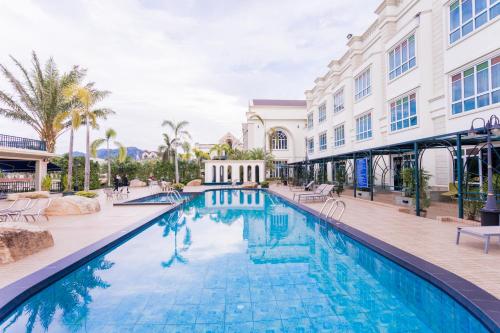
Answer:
[269,185,500,299]
[0,188,166,288]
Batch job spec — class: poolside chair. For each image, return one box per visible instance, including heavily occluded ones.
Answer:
[21,198,52,222]
[296,184,334,203]
[103,188,115,200]
[293,184,327,201]
[456,226,500,254]
[290,181,315,192]
[0,198,32,221]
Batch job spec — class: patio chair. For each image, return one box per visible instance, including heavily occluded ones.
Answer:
[290,181,315,192]
[103,188,115,200]
[21,198,52,222]
[0,198,32,221]
[297,184,334,203]
[115,188,129,201]
[456,226,500,254]
[293,184,327,201]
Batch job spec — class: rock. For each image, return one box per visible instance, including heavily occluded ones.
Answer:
[241,182,258,189]
[7,191,50,201]
[186,179,202,186]
[129,179,146,187]
[45,196,100,216]
[0,223,54,264]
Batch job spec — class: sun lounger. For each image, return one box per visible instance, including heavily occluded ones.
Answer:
[293,184,327,200]
[21,198,52,222]
[297,184,334,203]
[456,226,500,254]
[0,198,32,221]
[290,181,315,192]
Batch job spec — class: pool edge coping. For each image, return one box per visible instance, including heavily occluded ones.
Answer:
[268,189,500,333]
[0,196,200,322]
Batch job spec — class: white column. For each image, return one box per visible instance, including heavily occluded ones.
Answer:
[205,163,211,183]
[243,164,248,182]
[223,165,228,182]
[259,163,265,182]
[35,159,48,191]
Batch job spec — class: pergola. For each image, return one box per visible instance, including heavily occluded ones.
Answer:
[286,129,500,218]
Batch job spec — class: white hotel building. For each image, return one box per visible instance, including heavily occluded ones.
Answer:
[299,0,499,192]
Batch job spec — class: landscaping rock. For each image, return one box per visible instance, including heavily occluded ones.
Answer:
[0,223,54,264]
[130,179,146,187]
[186,179,202,186]
[7,191,50,201]
[45,196,100,216]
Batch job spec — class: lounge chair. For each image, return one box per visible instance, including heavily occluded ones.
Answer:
[103,188,115,200]
[0,198,32,221]
[293,184,327,201]
[297,184,334,203]
[456,226,500,254]
[21,198,52,222]
[290,181,315,192]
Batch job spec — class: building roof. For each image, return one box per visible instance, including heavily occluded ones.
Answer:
[251,99,306,107]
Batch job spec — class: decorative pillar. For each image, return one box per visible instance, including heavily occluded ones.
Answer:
[456,134,463,219]
[223,165,228,182]
[34,159,48,191]
[243,164,248,183]
[260,162,265,182]
[414,142,420,216]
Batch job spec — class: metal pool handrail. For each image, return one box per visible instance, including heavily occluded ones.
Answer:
[320,198,346,221]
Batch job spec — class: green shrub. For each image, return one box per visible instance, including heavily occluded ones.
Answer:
[41,175,52,191]
[172,183,184,191]
[75,191,98,198]
[260,181,269,188]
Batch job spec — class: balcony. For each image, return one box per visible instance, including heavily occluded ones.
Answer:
[0,134,47,151]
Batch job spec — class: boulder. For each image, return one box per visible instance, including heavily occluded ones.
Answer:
[7,191,50,201]
[129,179,146,187]
[186,179,202,187]
[45,196,100,216]
[0,223,54,264]
[241,182,258,189]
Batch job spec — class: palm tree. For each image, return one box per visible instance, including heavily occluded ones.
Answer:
[192,148,210,177]
[161,120,191,183]
[63,83,113,191]
[209,143,231,159]
[158,133,175,163]
[0,51,85,152]
[180,141,192,161]
[90,128,127,186]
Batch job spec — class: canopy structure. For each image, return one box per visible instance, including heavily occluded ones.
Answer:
[0,160,61,173]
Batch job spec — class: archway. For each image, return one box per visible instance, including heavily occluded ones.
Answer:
[212,165,216,183]
[239,165,244,183]
[247,165,252,182]
[255,165,260,183]
[227,165,232,181]
[219,166,224,183]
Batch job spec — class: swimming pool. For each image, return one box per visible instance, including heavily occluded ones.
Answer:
[0,190,491,332]
[116,192,193,205]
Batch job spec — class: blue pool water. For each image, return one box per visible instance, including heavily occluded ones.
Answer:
[125,192,192,204]
[0,190,489,333]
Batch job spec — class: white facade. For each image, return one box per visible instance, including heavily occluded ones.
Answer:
[203,160,265,184]
[302,0,499,189]
[242,99,308,177]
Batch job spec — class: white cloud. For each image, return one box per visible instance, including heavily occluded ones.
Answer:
[0,0,379,153]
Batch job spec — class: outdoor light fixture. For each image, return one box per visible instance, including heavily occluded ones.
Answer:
[468,114,500,226]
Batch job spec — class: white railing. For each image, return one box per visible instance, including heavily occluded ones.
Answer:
[320,198,346,221]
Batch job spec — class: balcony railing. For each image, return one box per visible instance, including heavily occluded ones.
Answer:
[0,134,47,151]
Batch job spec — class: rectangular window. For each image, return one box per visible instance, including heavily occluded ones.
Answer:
[451,55,500,115]
[307,137,314,154]
[319,132,327,151]
[307,112,313,129]
[449,0,499,44]
[334,125,345,147]
[271,160,288,178]
[356,113,372,141]
[389,35,416,80]
[333,89,344,113]
[355,68,371,101]
[318,103,326,123]
[390,93,417,132]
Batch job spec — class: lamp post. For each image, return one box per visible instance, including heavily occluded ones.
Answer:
[468,115,500,226]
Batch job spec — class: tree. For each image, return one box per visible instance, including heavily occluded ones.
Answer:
[209,143,231,159]
[193,148,210,178]
[91,128,126,186]
[0,51,85,152]
[158,133,175,163]
[63,83,113,191]
[161,120,191,183]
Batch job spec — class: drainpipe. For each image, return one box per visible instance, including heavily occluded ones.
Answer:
[456,134,463,219]
[414,142,420,216]
[369,150,374,201]
[353,153,357,198]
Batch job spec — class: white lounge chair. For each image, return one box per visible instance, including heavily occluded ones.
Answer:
[21,198,52,222]
[0,198,32,221]
[297,184,334,203]
[290,181,315,192]
[456,226,500,254]
[293,184,327,201]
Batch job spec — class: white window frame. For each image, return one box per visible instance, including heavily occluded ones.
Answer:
[334,124,345,147]
[333,89,344,113]
[307,137,314,154]
[356,113,373,141]
[271,130,288,150]
[388,34,417,81]
[318,103,327,123]
[449,0,499,44]
[319,131,327,151]
[307,112,314,129]
[355,68,371,101]
[389,91,418,132]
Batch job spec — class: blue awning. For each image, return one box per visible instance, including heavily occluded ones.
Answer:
[0,160,61,173]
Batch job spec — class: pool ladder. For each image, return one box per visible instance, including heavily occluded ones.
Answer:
[165,190,184,204]
[319,198,346,221]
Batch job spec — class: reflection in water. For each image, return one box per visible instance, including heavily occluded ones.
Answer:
[0,190,489,333]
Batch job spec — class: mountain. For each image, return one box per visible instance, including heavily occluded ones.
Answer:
[73,147,146,161]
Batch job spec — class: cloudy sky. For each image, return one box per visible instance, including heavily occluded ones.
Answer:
[0,0,379,154]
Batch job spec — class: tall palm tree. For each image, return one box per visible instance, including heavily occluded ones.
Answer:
[90,128,127,186]
[209,143,231,159]
[0,51,85,152]
[161,120,191,183]
[192,148,210,177]
[158,133,175,163]
[63,83,113,191]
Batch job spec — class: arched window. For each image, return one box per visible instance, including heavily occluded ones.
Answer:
[271,130,288,150]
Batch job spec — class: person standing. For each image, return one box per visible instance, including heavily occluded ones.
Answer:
[123,174,130,193]
[113,175,120,191]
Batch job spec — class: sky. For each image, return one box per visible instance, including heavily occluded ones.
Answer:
[0,0,379,154]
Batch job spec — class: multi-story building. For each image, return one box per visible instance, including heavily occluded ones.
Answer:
[303,0,499,192]
[243,99,307,178]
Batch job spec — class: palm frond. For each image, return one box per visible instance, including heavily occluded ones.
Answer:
[90,138,105,157]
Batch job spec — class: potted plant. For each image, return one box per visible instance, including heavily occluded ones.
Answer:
[397,167,431,216]
[260,181,269,188]
[335,170,345,197]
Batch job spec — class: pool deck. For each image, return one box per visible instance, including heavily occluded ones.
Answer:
[0,188,168,288]
[267,184,500,301]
